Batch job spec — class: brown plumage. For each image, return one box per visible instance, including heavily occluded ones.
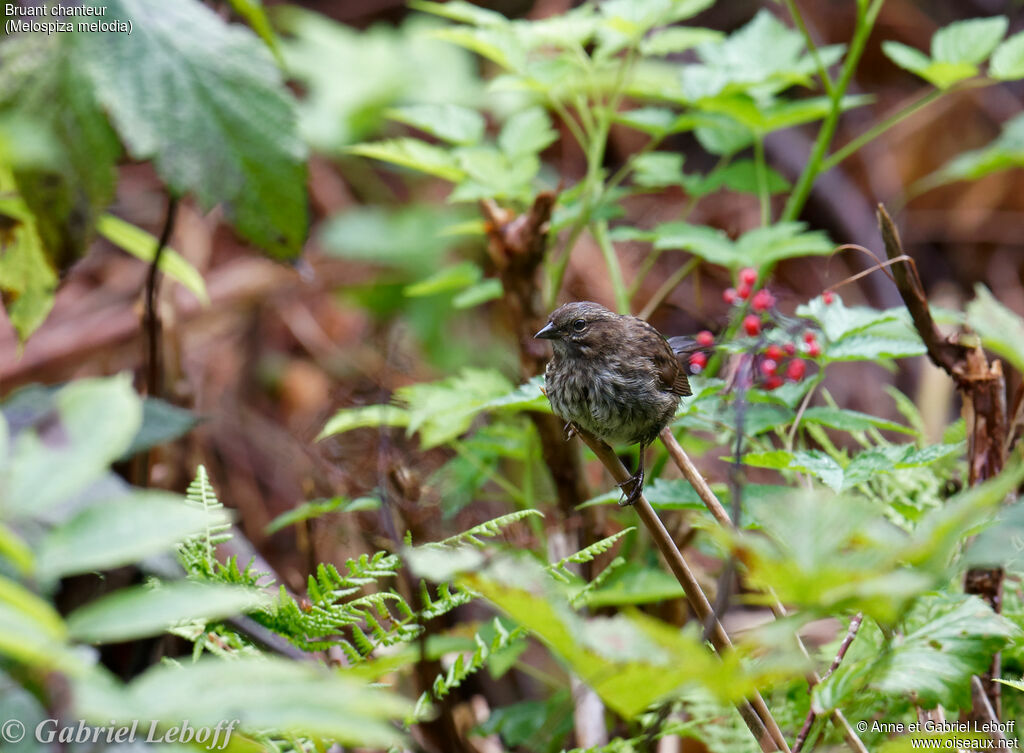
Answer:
[535,301,693,504]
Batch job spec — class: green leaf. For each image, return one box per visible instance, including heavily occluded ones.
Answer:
[790,450,845,493]
[460,555,755,717]
[347,137,465,181]
[228,0,281,61]
[319,204,469,272]
[67,581,269,644]
[498,107,558,158]
[450,146,541,202]
[404,261,482,297]
[397,368,513,448]
[388,103,485,145]
[640,27,723,57]
[96,214,208,303]
[1,34,120,268]
[266,496,380,534]
[318,405,409,440]
[5,375,142,517]
[0,190,56,341]
[874,594,1017,709]
[652,221,831,269]
[931,16,1007,65]
[964,500,1024,572]
[966,284,1024,375]
[36,492,225,581]
[882,40,977,89]
[76,0,308,259]
[121,398,199,459]
[579,563,684,607]
[681,159,791,196]
[77,657,412,748]
[452,278,503,308]
[631,152,685,188]
[801,407,914,435]
[990,31,1024,79]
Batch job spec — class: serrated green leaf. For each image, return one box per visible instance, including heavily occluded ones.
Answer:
[1,34,120,269]
[388,103,485,145]
[990,30,1024,79]
[67,582,269,644]
[96,214,208,304]
[966,284,1024,375]
[76,0,308,259]
[931,16,1006,65]
[641,27,723,57]
[498,107,558,158]
[631,152,685,188]
[397,368,513,448]
[791,450,845,492]
[874,594,1017,709]
[801,407,913,435]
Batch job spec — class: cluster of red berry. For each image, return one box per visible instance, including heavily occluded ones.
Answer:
[687,268,831,391]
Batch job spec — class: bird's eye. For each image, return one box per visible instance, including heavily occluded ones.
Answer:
[572,318,587,332]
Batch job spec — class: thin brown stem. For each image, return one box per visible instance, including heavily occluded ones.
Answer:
[658,429,868,753]
[792,613,864,753]
[575,428,790,753]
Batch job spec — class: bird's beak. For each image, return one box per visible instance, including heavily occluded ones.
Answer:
[534,321,558,340]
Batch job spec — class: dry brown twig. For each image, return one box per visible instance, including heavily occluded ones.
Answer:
[574,427,791,753]
[658,429,868,753]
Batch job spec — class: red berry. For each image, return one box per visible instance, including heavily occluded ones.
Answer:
[751,289,775,312]
[784,342,797,356]
[688,352,707,373]
[763,375,783,391]
[765,344,784,361]
[740,267,758,287]
[806,341,821,357]
[786,359,807,381]
[737,283,751,300]
[723,288,738,304]
[743,315,761,336]
[823,291,835,305]
[760,358,778,376]
[803,330,817,344]
[696,330,714,347]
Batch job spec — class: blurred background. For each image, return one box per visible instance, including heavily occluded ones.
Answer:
[2,0,1023,599]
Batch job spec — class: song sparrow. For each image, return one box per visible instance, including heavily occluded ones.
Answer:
[535,301,693,505]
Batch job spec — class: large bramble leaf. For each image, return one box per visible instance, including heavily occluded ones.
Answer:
[75,0,308,259]
[0,35,119,271]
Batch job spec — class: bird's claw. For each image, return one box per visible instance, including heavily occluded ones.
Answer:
[617,469,644,506]
[563,422,578,441]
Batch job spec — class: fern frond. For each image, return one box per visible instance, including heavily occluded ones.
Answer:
[419,581,474,621]
[549,527,634,581]
[436,509,544,548]
[429,617,525,701]
[178,465,233,576]
[570,556,627,607]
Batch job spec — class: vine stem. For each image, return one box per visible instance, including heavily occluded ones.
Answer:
[144,193,179,399]
[781,0,884,222]
[574,427,791,753]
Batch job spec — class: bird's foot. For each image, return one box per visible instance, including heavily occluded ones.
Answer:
[563,422,579,441]
[617,469,644,506]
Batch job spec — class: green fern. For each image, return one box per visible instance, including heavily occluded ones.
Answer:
[412,617,526,720]
[435,509,544,548]
[179,465,233,577]
[548,528,634,583]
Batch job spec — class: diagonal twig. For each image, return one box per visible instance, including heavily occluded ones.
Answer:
[575,428,790,753]
[659,429,868,753]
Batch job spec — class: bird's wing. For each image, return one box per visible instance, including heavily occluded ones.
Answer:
[636,319,693,397]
